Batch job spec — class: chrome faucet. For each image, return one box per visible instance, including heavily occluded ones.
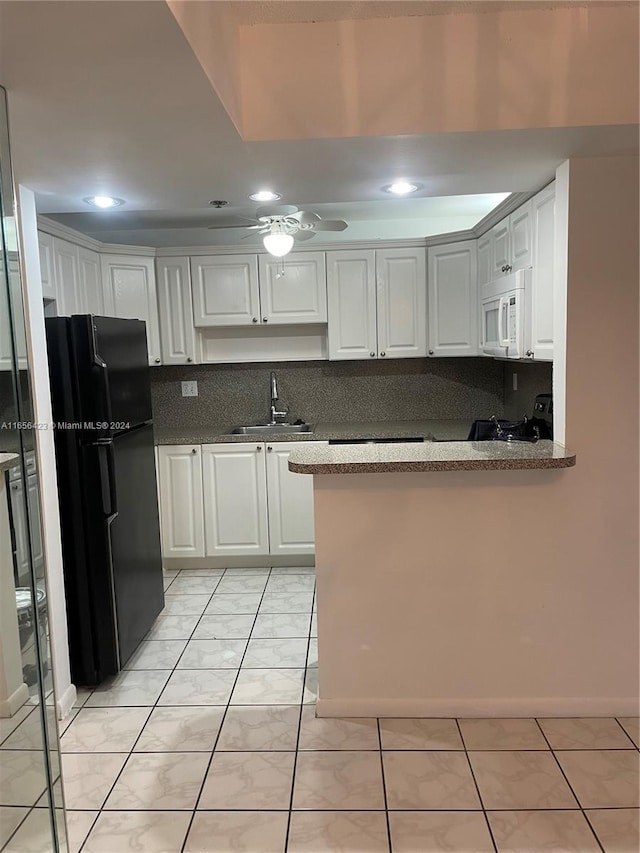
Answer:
[269,372,289,424]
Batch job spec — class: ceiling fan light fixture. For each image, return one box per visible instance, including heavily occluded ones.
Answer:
[249,189,282,202]
[263,230,294,257]
[383,181,421,195]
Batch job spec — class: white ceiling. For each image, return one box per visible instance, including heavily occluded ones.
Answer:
[0,1,637,248]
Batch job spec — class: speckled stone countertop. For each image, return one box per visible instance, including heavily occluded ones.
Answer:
[153,419,472,445]
[288,440,576,473]
[0,452,19,474]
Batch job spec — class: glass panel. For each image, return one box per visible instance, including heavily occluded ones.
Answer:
[485,304,500,344]
[0,86,68,852]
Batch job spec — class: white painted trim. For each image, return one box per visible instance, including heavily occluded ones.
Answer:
[156,238,429,256]
[55,683,77,722]
[0,683,30,718]
[316,696,640,718]
[37,216,155,256]
[162,554,315,570]
[553,161,569,445]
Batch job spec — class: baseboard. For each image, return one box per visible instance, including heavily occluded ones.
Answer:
[163,554,315,570]
[315,696,640,718]
[55,683,77,722]
[0,682,30,718]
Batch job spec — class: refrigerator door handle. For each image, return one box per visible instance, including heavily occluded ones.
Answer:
[96,441,118,518]
[89,321,114,425]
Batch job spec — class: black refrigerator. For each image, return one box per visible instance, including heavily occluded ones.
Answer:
[46,315,164,686]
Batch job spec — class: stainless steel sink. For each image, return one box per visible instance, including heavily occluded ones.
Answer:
[230,424,313,436]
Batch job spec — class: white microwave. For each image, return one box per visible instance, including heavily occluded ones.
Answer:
[480,268,532,359]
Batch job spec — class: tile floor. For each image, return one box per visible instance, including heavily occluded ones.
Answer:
[3,566,638,852]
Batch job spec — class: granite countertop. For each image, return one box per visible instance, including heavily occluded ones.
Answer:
[0,452,20,474]
[287,440,576,473]
[153,419,472,445]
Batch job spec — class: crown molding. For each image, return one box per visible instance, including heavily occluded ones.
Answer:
[155,237,429,257]
[37,216,155,256]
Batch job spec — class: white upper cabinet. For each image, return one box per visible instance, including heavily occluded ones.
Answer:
[77,247,104,315]
[427,241,478,357]
[100,254,161,365]
[53,237,82,315]
[509,200,533,272]
[477,232,492,291]
[191,255,260,327]
[202,443,269,557]
[157,445,205,559]
[156,257,197,365]
[491,219,511,277]
[376,248,427,359]
[327,250,377,360]
[258,252,327,324]
[530,183,555,361]
[488,202,532,279]
[265,441,326,555]
[38,232,57,300]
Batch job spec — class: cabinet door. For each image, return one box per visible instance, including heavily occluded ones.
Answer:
[100,254,161,365]
[191,255,260,327]
[157,257,197,365]
[38,232,57,300]
[509,200,532,271]
[491,219,511,276]
[477,232,492,293]
[202,443,269,557]
[265,441,327,555]
[530,184,555,361]
[78,247,104,315]
[157,445,204,559]
[8,476,30,582]
[258,252,327,324]
[327,250,377,360]
[427,241,478,357]
[26,473,44,575]
[53,238,81,315]
[376,248,427,359]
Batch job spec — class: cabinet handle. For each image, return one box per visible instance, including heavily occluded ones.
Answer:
[186,357,192,363]
[380,351,386,357]
[501,264,513,273]
[526,349,534,358]
[252,317,258,323]
[429,349,434,355]
[370,352,375,358]
[154,357,161,364]
[191,448,197,455]
[257,445,262,452]
[262,317,268,323]
[267,446,272,452]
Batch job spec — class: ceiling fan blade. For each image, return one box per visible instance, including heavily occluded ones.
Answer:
[255,204,299,219]
[290,211,320,225]
[312,219,348,232]
[207,221,260,230]
[294,230,317,241]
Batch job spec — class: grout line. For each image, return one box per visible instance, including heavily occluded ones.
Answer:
[376,718,393,853]
[533,718,607,853]
[454,719,499,853]
[613,717,640,750]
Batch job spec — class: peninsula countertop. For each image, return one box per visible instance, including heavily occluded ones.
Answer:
[288,439,576,473]
[0,452,20,474]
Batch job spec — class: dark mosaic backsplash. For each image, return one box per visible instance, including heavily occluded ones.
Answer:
[503,361,553,420]
[150,358,505,430]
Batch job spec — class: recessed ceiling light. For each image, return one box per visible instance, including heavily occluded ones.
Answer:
[84,195,125,209]
[383,181,421,195]
[249,190,282,202]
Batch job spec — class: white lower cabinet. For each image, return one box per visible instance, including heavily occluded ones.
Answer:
[265,441,326,555]
[157,445,205,559]
[202,443,269,557]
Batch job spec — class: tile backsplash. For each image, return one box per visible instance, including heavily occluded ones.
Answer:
[503,361,553,420]
[150,358,505,430]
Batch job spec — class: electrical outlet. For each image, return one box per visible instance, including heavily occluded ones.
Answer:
[181,381,198,397]
[512,372,518,392]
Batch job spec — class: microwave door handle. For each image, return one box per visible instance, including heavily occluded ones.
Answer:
[499,297,510,347]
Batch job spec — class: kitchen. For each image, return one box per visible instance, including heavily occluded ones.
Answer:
[0,1,633,849]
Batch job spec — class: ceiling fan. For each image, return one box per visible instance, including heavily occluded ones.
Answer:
[208,204,348,257]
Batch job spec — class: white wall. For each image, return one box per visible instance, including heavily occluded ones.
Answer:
[15,186,75,719]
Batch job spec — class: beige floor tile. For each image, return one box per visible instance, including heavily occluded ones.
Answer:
[587,808,640,853]
[1,808,58,851]
[0,707,34,745]
[60,707,150,753]
[144,614,200,641]
[469,751,578,809]
[83,810,191,852]
[538,717,638,750]
[293,750,385,810]
[383,751,480,810]
[123,640,187,670]
[134,706,225,752]
[65,810,99,853]
[298,706,379,750]
[177,638,248,669]
[488,810,601,852]
[288,811,389,852]
[104,752,209,810]
[459,718,548,750]
[85,670,170,707]
[617,717,640,748]
[158,669,237,705]
[165,575,221,595]
[243,638,309,668]
[0,807,29,848]
[162,593,211,615]
[231,668,305,705]
[555,750,640,808]
[60,752,128,810]
[185,811,289,853]
[217,705,300,751]
[199,751,295,810]
[389,811,494,853]
[379,718,463,750]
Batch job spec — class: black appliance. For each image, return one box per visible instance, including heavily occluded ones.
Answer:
[466,393,553,442]
[46,315,164,686]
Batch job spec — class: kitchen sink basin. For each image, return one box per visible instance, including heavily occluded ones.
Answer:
[230,424,313,435]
